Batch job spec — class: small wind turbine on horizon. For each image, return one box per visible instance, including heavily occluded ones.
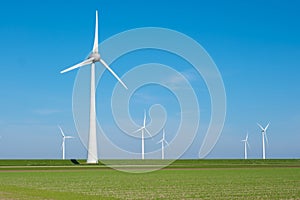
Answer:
[58,126,74,160]
[60,10,127,164]
[257,122,270,159]
[157,129,169,160]
[241,133,250,159]
[133,111,151,160]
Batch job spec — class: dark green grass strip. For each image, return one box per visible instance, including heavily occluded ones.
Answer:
[0,159,299,170]
[0,159,88,166]
[168,159,300,168]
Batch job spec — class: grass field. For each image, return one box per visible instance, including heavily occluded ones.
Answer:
[0,159,299,199]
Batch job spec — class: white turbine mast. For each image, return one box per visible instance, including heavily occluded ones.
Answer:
[133,110,151,160]
[157,129,169,160]
[241,133,250,159]
[58,126,74,160]
[257,122,270,159]
[60,10,127,164]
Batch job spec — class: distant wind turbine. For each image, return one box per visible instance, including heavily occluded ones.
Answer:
[257,122,270,159]
[134,111,151,160]
[157,129,169,160]
[60,10,127,163]
[241,133,250,159]
[58,126,74,160]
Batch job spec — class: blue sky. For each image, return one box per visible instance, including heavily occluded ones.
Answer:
[0,0,299,159]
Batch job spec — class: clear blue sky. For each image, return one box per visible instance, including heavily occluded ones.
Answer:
[0,0,299,159]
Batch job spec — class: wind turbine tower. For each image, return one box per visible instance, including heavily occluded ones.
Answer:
[241,133,249,159]
[60,11,127,163]
[58,126,74,160]
[257,123,270,159]
[133,111,151,160]
[157,129,169,160]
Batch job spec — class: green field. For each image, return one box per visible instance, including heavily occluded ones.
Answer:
[0,159,299,199]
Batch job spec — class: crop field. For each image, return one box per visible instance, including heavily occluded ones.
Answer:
[0,159,299,199]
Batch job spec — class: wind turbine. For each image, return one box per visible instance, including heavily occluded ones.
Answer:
[257,123,270,159]
[241,133,250,159]
[60,11,127,164]
[58,126,74,160]
[133,111,151,160]
[157,129,169,160]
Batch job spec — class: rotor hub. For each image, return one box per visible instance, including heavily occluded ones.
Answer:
[89,52,100,62]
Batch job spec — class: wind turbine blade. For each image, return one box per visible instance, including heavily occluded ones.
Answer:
[164,140,169,146]
[157,139,163,144]
[257,123,264,130]
[92,10,98,53]
[265,122,270,131]
[133,127,143,134]
[60,58,93,74]
[143,110,146,128]
[61,140,64,150]
[247,141,251,149]
[144,128,152,137]
[58,126,65,137]
[99,59,128,89]
[246,133,248,141]
[265,133,269,146]
[65,136,75,139]
[162,129,169,145]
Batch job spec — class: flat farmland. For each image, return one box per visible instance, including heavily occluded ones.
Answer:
[0,159,299,199]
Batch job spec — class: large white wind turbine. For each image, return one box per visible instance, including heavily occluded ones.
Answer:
[134,111,151,160]
[60,11,127,163]
[58,126,74,160]
[157,129,169,160]
[241,133,250,159]
[257,123,270,159]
